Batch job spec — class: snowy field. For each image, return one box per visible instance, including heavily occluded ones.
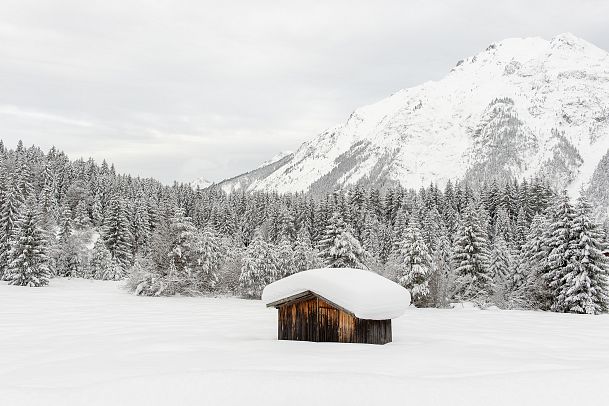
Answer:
[2,279,608,406]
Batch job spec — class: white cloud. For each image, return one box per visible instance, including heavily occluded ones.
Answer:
[1,0,608,184]
[0,105,94,128]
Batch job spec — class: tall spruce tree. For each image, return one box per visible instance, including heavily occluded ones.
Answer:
[546,192,575,312]
[515,214,551,309]
[90,238,114,280]
[397,223,432,307]
[103,197,133,272]
[167,207,198,276]
[5,203,51,287]
[57,204,73,243]
[132,201,152,255]
[293,228,321,273]
[239,231,279,298]
[0,185,22,278]
[429,227,453,307]
[193,226,222,291]
[488,236,512,306]
[452,204,492,301]
[318,212,366,269]
[493,207,513,244]
[559,196,609,314]
[73,200,91,229]
[276,236,296,277]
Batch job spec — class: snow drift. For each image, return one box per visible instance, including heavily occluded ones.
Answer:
[3,279,609,406]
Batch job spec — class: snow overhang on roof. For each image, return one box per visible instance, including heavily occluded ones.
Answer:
[261,268,411,320]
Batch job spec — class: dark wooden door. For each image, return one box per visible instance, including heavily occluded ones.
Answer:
[318,304,339,342]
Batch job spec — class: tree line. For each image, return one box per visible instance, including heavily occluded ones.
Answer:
[1,140,608,314]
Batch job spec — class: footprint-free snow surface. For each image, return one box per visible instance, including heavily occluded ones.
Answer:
[2,279,608,406]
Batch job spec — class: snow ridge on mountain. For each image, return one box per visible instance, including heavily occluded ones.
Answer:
[217,33,609,195]
[191,177,213,190]
[257,151,294,169]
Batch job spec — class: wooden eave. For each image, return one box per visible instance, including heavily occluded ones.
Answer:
[266,290,355,317]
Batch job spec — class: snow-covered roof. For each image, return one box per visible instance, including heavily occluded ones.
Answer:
[262,268,411,320]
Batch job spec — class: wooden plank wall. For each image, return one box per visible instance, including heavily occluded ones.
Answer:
[278,297,318,341]
[338,310,392,344]
[278,296,392,345]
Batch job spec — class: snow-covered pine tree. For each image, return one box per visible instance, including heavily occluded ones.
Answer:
[514,214,551,309]
[361,211,381,260]
[102,197,133,272]
[488,235,512,307]
[452,204,492,302]
[57,204,73,243]
[106,258,126,281]
[266,204,281,243]
[147,205,172,275]
[546,191,575,312]
[276,206,296,243]
[5,202,51,287]
[317,211,344,257]
[132,201,152,255]
[443,205,460,243]
[276,236,296,277]
[392,206,409,244]
[16,156,34,200]
[161,257,182,295]
[38,168,58,225]
[215,238,244,294]
[293,227,321,273]
[73,200,90,230]
[559,196,609,314]
[239,231,279,298]
[428,226,453,307]
[91,199,104,226]
[517,179,533,220]
[514,207,529,249]
[378,224,393,263]
[421,206,442,252]
[126,256,159,295]
[90,238,114,280]
[500,180,518,220]
[0,184,22,278]
[317,212,367,269]
[193,226,223,291]
[55,234,82,277]
[163,207,199,291]
[483,179,500,219]
[397,223,432,307]
[493,207,513,245]
[477,205,493,245]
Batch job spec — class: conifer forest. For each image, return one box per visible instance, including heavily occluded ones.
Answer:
[2,139,608,314]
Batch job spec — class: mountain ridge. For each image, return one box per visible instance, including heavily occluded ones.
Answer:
[215,33,609,197]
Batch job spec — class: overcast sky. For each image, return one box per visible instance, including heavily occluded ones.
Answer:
[1,0,608,184]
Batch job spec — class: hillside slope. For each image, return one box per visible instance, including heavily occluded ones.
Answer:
[216,33,609,196]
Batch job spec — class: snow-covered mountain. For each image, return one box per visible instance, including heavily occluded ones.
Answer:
[217,33,609,195]
[191,177,213,190]
[257,151,294,169]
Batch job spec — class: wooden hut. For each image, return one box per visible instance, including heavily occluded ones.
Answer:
[262,268,411,345]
